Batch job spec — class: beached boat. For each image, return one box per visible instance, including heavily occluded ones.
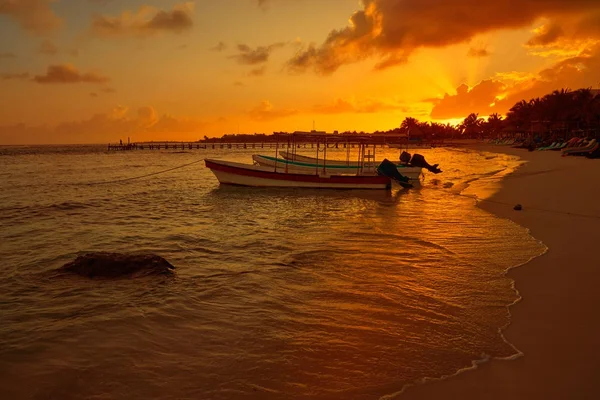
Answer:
[252,154,423,180]
[205,159,403,189]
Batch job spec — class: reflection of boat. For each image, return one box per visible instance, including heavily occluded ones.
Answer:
[205,159,399,189]
[273,153,423,180]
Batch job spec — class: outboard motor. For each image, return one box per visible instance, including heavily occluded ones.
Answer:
[409,154,442,174]
[399,151,412,164]
[377,159,413,188]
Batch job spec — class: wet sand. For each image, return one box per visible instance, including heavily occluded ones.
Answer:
[400,145,600,400]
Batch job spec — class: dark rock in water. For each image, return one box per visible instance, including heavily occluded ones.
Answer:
[59,252,175,278]
[514,204,523,211]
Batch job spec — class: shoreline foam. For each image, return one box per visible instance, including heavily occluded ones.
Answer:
[396,145,600,400]
[380,148,547,399]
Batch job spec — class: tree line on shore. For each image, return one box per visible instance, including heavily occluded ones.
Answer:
[202,88,600,143]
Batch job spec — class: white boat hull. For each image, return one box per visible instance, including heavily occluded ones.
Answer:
[254,154,423,181]
[205,159,393,189]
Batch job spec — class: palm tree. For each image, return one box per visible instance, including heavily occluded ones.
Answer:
[460,113,484,138]
[400,117,419,135]
[484,113,504,137]
[506,99,531,133]
[571,88,595,131]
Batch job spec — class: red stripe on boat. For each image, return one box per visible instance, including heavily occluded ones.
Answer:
[205,160,391,185]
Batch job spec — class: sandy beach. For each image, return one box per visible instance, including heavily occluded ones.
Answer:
[399,145,600,399]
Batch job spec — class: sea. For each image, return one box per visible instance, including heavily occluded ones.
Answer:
[0,144,546,400]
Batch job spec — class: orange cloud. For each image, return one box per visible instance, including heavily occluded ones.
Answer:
[427,43,600,120]
[312,97,406,114]
[231,42,286,65]
[0,0,62,36]
[248,66,266,76]
[0,105,207,144]
[147,114,207,133]
[33,64,109,84]
[467,47,490,57]
[91,2,194,37]
[1,72,30,80]
[38,39,58,55]
[248,101,298,121]
[136,106,158,127]
[428,80,507,120]
[287,0,600,74]
[210,41,227,52]
[526,11,600,49]
[527,23,564,46]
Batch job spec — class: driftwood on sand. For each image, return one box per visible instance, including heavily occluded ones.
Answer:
[58,252,175,278]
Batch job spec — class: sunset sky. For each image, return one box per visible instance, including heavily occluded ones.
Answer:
[1,0,600,144]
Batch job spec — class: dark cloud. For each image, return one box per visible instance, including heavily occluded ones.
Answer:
[249,66,266,76]
[91,2,194,37]
[36,40,78,56]
[90,92,98,97]
[144,8,193,32]
[0,52,16,58]
[528,12,600,47]
[0,0,62,35]
[38,39,58,55]
[210,41,227,52]
[1,72,30,80]
[526,23,565,46]
[231,42,285,65]
[33,64,109,84]
[287,0,600,74]
[467,47,490,57]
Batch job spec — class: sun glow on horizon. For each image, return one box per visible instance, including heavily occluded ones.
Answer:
[1,1,600,144]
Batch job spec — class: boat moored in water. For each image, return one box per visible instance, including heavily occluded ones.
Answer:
[205,159,399,189]
[251,154,424,181]
[270,153,424,180]
[203,134,436,190]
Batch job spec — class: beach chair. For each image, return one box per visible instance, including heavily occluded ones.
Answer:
[538,142,556,151]
[568,142,599,157]
[562,139,597,156]
[555,137,579,150]
[555,142,568,149]
[549,141,568,151]
[586,145,600,159]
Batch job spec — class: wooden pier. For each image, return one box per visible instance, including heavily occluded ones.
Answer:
[107,141,393,151]
[107,133,455,152]
[108,142,208,151]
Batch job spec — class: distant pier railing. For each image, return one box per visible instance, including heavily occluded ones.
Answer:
[107,136,461,152]
[107,141,397,151]
[108,142,208,151]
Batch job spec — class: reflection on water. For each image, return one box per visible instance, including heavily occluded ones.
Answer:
[0,145,544,399]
